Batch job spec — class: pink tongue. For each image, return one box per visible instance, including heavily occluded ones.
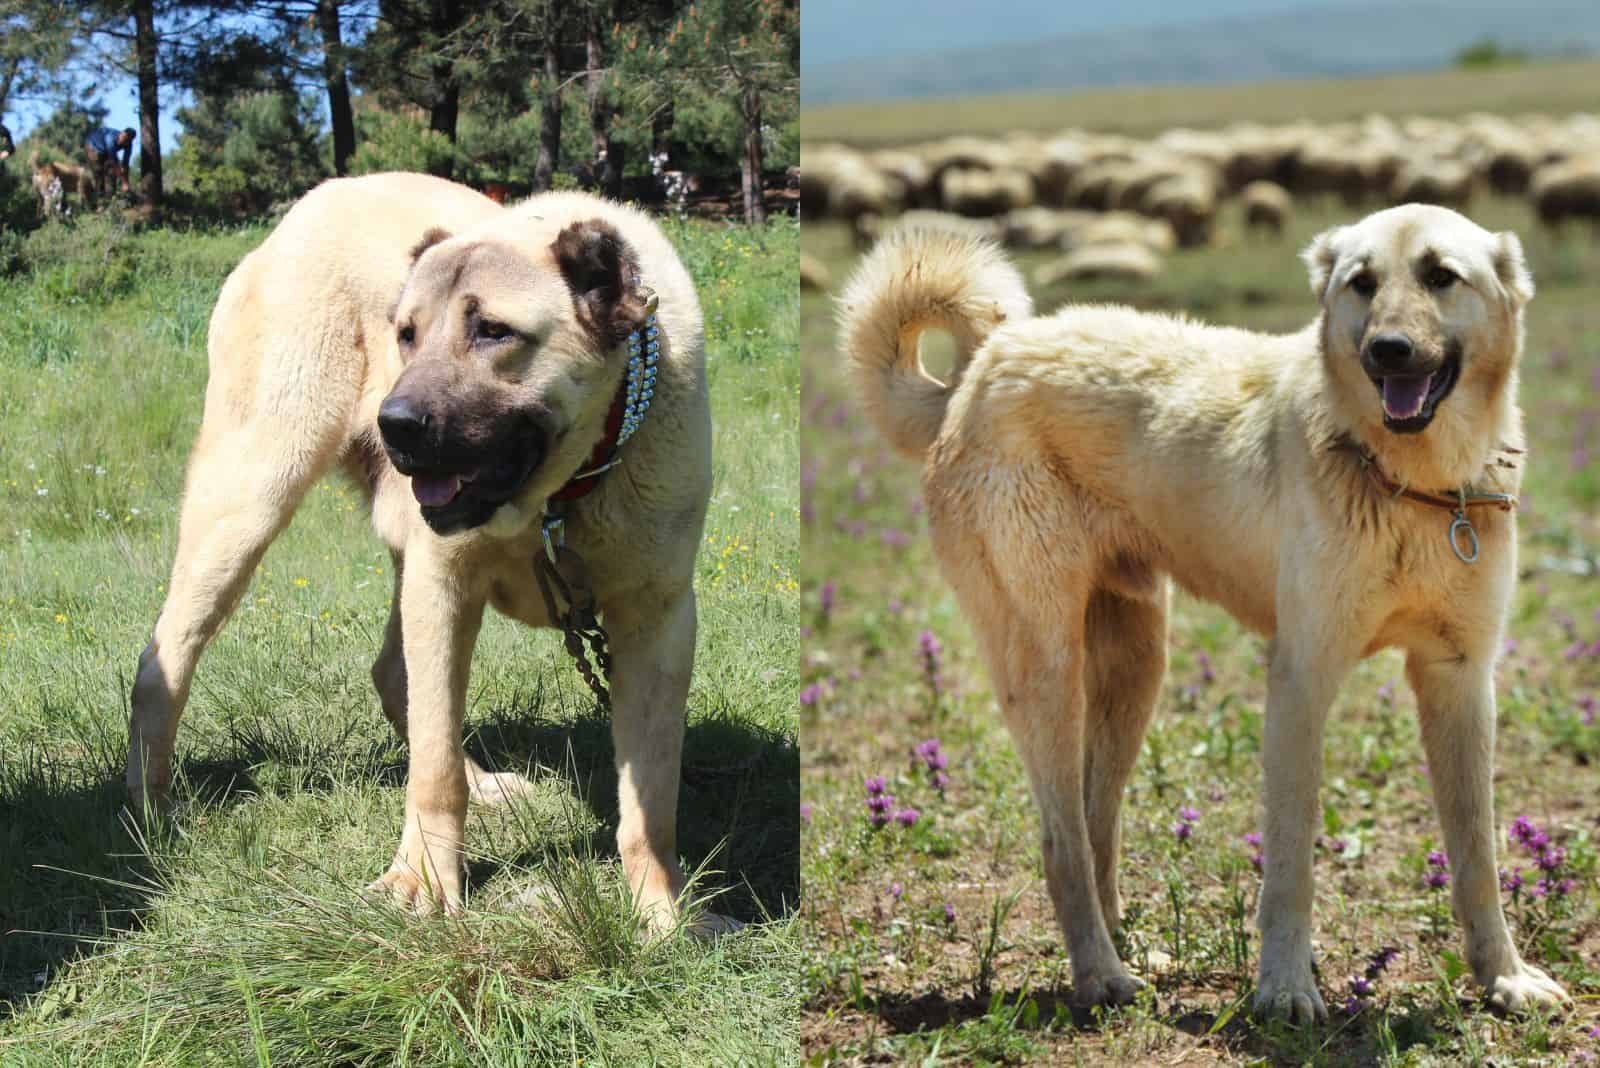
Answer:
[1382,374,1433,420]
[412,474,462,507]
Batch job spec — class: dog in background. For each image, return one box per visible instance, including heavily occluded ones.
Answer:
[29,151,95,218]
[839,204,1566,1022]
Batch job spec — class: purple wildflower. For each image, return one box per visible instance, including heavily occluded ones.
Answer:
[1377,681,1395,706]
[880,527,910,550]
[864,776,887,796]
[1537,846,1567,872]
[1197,652,1215,685]
[1366,947,1400,977]
[1342,995,1366,1015]
[1349,976,1375,997]
[1580,694,1597,726]
[942,903,956,926]
[893,808,920,827]
[889,882,903,901]
[1173,821,1193,843]
[1500,867,1523,894]
[819,582,836,622]
[800,802,812,825]
[1427,850,1449,870]
[1178,806,1201,824]
[918,630,945,698]
[799,683,822,707]
[1425,870,1450,889]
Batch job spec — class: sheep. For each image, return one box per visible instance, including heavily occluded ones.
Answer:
[1034,242,1162,286]
[1141,170,1218,248]
[1530,156,1600,229]
[1241,180,1293,237]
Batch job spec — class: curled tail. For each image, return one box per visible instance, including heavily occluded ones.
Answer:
[836,225,1032,457]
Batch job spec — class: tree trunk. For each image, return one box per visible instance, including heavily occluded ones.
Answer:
[317,0,355,176]
[585,14,621,199]
[427,67,458,177]
[741,85,764,224]
[425,0,459,177]
[132,0,162,205]
[533,34,561,192]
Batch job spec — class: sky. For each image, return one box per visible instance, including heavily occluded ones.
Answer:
[801,0,1375,69]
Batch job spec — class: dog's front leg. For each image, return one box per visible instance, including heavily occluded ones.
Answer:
[1407,654,1569,1013]
[604,584,735,937]
[1254,635,1351,1024]
[367,545,483,916]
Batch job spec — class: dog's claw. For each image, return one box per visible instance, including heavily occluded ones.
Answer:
[364,864,462,917]
[1488,963,1569,1014]
[1254,982,1328,1025]
[1074,971,1145,1007]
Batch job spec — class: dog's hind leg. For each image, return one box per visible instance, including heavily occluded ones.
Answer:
[369,552,534,807]
[128,421,340,812]
[1082,583,1169,937]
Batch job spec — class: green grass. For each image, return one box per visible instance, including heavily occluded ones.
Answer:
[800,193,1600,1065]
[801,58,1600,145]
[0,210,800,1065]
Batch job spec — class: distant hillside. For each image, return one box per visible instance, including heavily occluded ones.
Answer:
[801,0,1600,107]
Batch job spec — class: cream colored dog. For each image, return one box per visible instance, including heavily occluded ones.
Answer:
[129,173,726,932]
[840,204,1568,1021]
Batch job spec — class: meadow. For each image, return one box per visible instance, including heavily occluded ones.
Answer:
[799,192,1600,1062]
[0,206,800,1064]
[801,59,1600,145]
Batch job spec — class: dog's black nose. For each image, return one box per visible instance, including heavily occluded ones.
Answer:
[378,395,431,454]
[1367,333,1413,371]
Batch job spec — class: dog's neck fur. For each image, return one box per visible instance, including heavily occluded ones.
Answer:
[1307,314,1524,496]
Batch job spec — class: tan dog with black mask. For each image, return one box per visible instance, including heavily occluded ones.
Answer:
[128,173,729,933]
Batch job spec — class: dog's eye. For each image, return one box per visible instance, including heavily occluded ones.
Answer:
[1350,272,1377,298]
[1426,265,1457,290]
[397,324,415,345]
[476,320,514,342]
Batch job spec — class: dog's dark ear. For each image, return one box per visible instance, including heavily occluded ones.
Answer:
[552,219,649,346]
[409,226,451,264]
[1493,231,1534,310]
[1301,225,1344,300]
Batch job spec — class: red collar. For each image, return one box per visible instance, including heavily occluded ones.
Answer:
[548,376,628,502]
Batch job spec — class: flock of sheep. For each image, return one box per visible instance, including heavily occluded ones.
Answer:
[800,112,1600,290]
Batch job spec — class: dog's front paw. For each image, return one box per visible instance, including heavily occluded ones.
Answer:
[365,857,463,917]
[1073,969,1145,1008]
[1254,971,1327,1025]
[466,769,535,807]
[1487,962,1569,1014]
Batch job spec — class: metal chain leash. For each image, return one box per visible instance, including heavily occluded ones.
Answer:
[533,512,613,713]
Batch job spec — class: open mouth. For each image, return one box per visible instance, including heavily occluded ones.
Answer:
[1369,351,1460,435]
[396,454,540,534]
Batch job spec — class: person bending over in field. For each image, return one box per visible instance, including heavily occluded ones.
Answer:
[85,126,134,197]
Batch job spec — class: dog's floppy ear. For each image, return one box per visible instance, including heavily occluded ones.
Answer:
[1301,225,1344,301]
[1492,231,1534,310]
[552,219,650,346]
[408,226,451,264]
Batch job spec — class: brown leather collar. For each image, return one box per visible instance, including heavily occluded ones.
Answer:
[1334,437,1520,514]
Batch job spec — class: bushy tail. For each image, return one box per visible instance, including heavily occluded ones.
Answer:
[836,225,1032,457]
